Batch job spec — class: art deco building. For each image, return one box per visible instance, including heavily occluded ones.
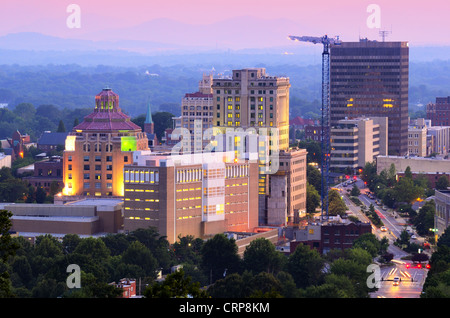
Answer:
[123,151,259,244]
[62,87,148,198]
[330,40,409,156]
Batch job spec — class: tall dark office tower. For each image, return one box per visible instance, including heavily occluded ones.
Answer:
[330,39,409,156]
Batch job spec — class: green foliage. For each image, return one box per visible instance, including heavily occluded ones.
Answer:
[242,238,286,275]
[0,210,20,297]
[436,175,450,190]
[413,200,436,236]
[144,269,208,298]
[306,182,320,214]
[200,234,241,283]
[328,189,347,216]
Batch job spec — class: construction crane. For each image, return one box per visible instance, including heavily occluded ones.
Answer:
[288,35,341,221]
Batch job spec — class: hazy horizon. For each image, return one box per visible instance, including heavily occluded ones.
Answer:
[1,0,449,50]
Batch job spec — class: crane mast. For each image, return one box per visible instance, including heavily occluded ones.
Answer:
[288,35,340,221]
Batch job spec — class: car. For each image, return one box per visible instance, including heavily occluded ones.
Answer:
[380,226,387,232]
[393,277,400,286]
[411,235,417,239]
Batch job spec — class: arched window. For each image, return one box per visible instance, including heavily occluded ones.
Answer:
[83,143,90,152]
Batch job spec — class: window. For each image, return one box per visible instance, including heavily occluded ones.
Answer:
[95,183,101,189]
[84,156,89,162]
[107,174,112,180]
[95,155,101,162]
[106,165,113,171]
[84,182,90,188]
[106,156,112,162]
[124,156,128,163]
[84,165,90,170]
[84,173,90,179]
[95,165,101,171]
[68,165,72,171]
[68,156,72,162]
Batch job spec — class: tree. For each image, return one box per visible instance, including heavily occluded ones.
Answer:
[436,175,449,190]
[201,234,241,283]
[328,189,347,216]
[0,210,20,297]
[121,241,158,278]
[307,165,321,194]
[73,237,110,260]
[352,233,381,258]
[57,120,66,132]
[144,269,208,298]
[35,186,47,203]
[287,243,324,289]
[350,184,360,197]
[152,112,175,142]
[413,200,436,236]
[306,182,321,214]
[243,238,285,275]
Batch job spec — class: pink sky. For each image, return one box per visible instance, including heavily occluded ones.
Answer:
[0,0,448,46]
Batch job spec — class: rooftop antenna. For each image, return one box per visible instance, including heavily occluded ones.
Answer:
[379,25,392,42]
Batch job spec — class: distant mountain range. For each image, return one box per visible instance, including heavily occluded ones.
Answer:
[0,16,449,67]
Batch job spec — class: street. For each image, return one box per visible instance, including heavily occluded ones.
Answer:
[336,178,429,298]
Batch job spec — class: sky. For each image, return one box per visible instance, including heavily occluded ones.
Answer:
[0,0,449,47]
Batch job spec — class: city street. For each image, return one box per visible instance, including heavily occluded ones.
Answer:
[336,178,429,298]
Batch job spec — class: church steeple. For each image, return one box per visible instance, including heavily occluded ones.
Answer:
[144,103,154,134]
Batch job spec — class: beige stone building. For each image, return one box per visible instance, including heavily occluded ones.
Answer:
[408,124,427,157]
[376,155,450,175]
[330,117,388,173]
[122,151,260,244]
[211,68,290,152]
[267,148,307,225]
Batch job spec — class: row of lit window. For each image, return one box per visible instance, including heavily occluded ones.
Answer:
[124,198,160,202]
[125,189,158,193]
[127,217,158,221]
[176,187,202,192]
[125,207,159,211]
[177,205,202,210]
[124,170,159,183]
[176,197,202,202]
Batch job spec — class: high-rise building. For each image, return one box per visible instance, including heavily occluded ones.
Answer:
[211,68,290,152]
[330,39,409,156]
[210,68,307,226]
[122,151,259,244]
[62,88,148,198]
[427,97,450,126]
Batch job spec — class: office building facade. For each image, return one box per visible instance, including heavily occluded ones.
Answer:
[330,40,409,156]
[330,117,388,172]
[123,151,259,244]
